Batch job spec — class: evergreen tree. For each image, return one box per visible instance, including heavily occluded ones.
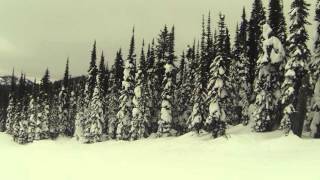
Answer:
[200,15,208,89]
[205,12,214,88]
[75,41,99,141]
[205,14,231,138]
[84,75,104,143]
[268,0,287,48]
[58,59,71,136]
[97,52,108,133]
[35,69,51,140]
[248,0,266,85]
[49,94,60,138]
[253,24,285,132]
[131,42,149,140]
[230,25,244,125]
[68,90,77,137]
[232,10,251,125]
[309,0,320,138]
[106,67,119,139]
[12,73,27,140]
[85,40,98,101]
[188,42,207,132]
[114,49,124,92]
[6,69,16,134]
[146,40,158,133]
[99,52,108,96]
[280,0,311,136]
[153,26,170,126]
[176,50,193,133]
[158,26,176,136]
[27,95,38,142]
[116,29,136,140]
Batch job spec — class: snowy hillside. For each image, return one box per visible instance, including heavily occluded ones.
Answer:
[0,125,319,180]
[0,76,33,86]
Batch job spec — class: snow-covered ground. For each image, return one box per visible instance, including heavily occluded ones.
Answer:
[0,125,319,180]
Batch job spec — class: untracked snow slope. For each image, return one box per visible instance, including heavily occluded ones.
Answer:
[0,125,319,180]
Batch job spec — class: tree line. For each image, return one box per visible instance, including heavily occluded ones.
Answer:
[1,0,320,144]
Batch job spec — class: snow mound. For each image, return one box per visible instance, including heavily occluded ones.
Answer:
[0,125,319,180]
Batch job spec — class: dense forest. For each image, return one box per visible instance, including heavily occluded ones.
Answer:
[1,0,320,144]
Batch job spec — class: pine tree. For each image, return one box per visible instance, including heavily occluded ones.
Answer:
[230,25,244,125]
[27,95,38,143]
[99,52,108,95]
[35,69,51,140]
[146,40,158,133]
[253,24,285,132]
[74,89,87,141]
[75,41,99,141]
[116,29,136,140]
[248,0,266,85]
[84,75,104,143]
[106,67,119,139]
[232,9,251,125]
[49,94,59,139]
[268,0,288,127]
[34,69,51,140]
[97,52,108,133]
[311,81,320,138]
[158,26,176,136]
[85,40,98,102]
[154,26,170,125]
[309,0,320,138]
[200,15,208,89]
[188,42,206,132]
[68,89,77,137]
[176,50,193,133]
[12,73,27,141]
[268,0,287,48]
[6,69,16,134]
[131,42,149,140]
[205,12,214,88]
[58,59,71,136]
[280,0,311,136]
[205,14,231,138]
[114,49,124,92]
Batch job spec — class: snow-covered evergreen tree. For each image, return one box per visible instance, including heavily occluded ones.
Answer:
[268,0,287,48]
[6,70,16,134]
[280,0,311,136]
[309,0,320,138]
[68,90,77,136]
[26,97,36,142]
[146,40,158,134]
[116,29,136,140]
[58,59,71,136]
[75,41,99,141]
[35,69,51,140]
[188,42,206,133]
[85,41,98,101]
[158,27,176,137]
[131,55,147,140]
[248,0,266,85]
[253,24,285,132]
[131,41,151,139]
[49,94,60,139]
[83,75,104,143]
[106,67,119,139]
[74,91,87,141]
[205,14,232,138]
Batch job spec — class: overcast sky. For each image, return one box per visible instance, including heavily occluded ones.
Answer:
[0,0,316,80]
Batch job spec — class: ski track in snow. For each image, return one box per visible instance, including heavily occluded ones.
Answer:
[0,125,319,180]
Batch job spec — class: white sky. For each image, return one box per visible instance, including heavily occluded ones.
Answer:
[0,0,316,80]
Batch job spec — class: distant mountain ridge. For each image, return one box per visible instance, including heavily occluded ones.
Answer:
[0,76,34,86]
